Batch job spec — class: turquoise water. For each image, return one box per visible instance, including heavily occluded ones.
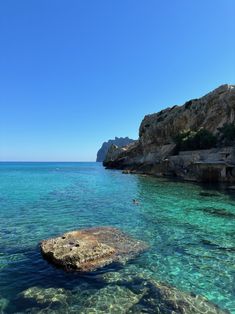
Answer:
[0,162,234,313]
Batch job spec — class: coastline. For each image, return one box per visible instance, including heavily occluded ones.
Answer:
[103,85,235,184]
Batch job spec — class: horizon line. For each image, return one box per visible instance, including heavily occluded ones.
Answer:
[0,161,99,163]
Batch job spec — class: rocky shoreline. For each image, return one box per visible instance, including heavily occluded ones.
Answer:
[103,85,235,183]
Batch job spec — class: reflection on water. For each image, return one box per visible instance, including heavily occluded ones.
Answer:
[0,162,234,313]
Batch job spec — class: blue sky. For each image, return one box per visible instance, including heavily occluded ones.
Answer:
[0,0,234,161]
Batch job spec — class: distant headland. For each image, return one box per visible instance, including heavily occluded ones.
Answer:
[96,137,135,162]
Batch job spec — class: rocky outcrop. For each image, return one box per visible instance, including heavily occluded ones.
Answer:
[96,137,135,162]
[40,227,148,272]
[139,84,235,148]
[103,85,235,182]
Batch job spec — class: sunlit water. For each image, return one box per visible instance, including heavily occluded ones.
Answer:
[0,162,234,313]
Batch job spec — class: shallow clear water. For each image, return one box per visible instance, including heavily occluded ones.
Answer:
[0,162,234,313]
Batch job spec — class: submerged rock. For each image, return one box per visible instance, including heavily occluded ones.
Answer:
[19,287,69,305]
[201,239,235,252]
[196,207,235,218]
[40,227,148,272]
[227,185,235,190]
[101,265,153,285]
[0,296,9,313]
[17,273,229,313]
[199,192,221,197]
[22,308,64,314]
[80,285,142,314]
[138,280,229,314]
[100,268,229,313]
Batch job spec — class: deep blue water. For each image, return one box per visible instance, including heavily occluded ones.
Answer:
[0,162,234,313]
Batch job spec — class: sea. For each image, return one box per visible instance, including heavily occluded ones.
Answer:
[0,162,234,313]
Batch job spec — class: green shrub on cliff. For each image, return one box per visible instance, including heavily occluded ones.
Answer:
[218,123,235,145]
[174,128,217,151]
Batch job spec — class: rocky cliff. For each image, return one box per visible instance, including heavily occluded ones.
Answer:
[96,137,135,162]
[104,84,235,182]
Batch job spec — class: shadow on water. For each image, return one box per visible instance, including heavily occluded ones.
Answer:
[196,181,235,202]
[186,206,235,219]
[136,172,235,200]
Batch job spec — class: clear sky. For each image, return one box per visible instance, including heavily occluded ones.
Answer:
[0,0,234,161]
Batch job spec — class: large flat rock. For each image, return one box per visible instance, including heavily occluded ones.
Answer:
[40,227,148,272]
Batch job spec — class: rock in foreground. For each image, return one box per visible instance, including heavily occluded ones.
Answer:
[40,227,148,272]
[101,268,229,314]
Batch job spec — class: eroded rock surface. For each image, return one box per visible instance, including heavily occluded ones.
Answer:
[40,227,148,272]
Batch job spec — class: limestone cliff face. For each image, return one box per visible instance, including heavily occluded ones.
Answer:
[96,137,135,162]
[103,84,235,180]
[139,84,235,148]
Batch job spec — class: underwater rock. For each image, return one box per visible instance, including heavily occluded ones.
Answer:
[137,279,230,314]
[101,264,153,285]
[40,227,148,272]
[227,185,235,190]
[19,307,65,314]
[201,239,235,252]
[199,192,221,197]
[100,268,229,314]
[198,207,235,218]
[80,285,142,314]
[19,287,69,305]
[0,296,9,313]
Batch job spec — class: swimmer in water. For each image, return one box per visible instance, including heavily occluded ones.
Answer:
[133,199,139,205]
